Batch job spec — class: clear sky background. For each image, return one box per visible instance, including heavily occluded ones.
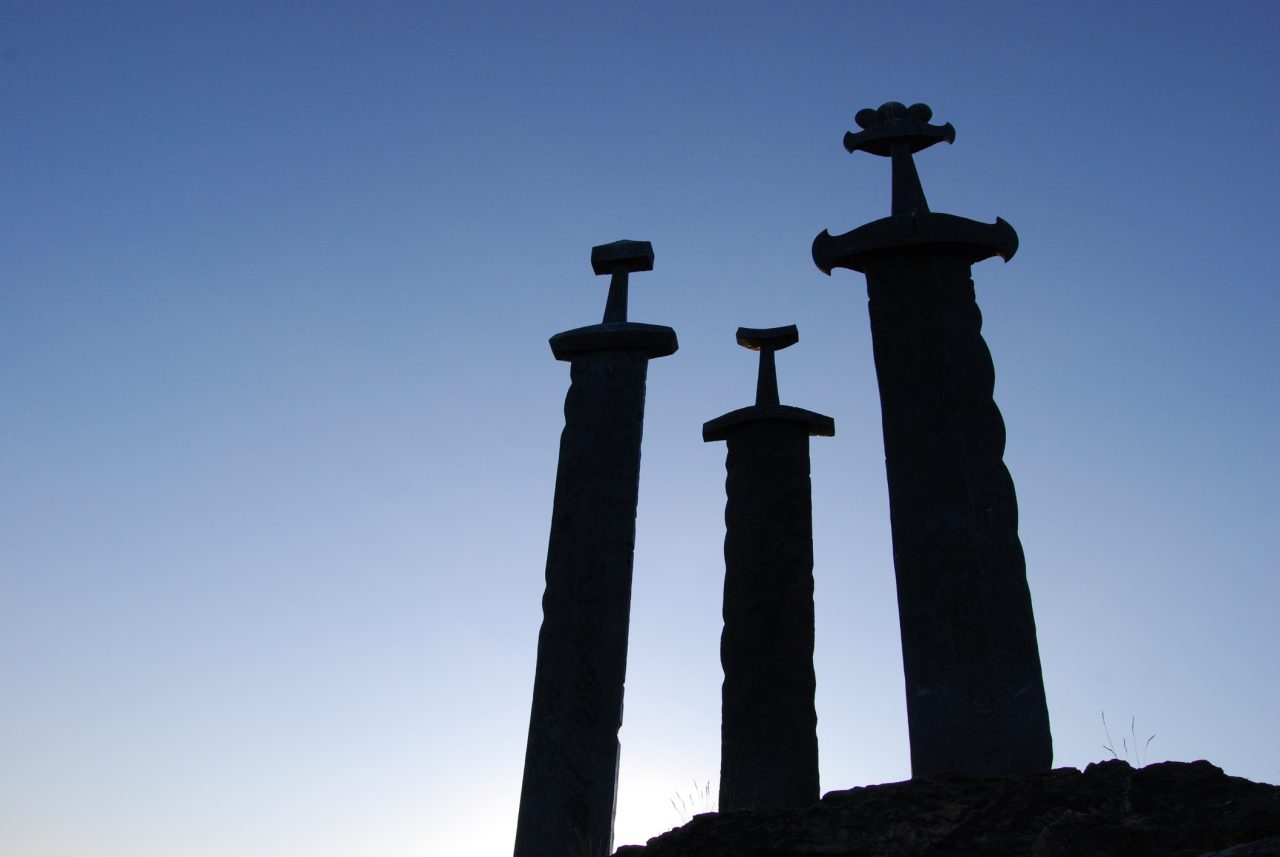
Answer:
[3,3,1277,855]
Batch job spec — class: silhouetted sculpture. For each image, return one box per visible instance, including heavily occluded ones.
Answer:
[704,326,833,811]
[513,241,678,857]
[813,102,1052,777]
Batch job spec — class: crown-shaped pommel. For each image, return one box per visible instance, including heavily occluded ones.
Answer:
[842,102,953,216]
[591,239,654,323]
[843,101,955,156]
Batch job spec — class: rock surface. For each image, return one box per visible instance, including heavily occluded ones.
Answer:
[614,760,1280,857]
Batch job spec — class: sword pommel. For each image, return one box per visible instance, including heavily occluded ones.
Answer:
[736,325,799,352]
[591,240,654,275]
[735,325,799,407]
[842,102,954,216]
[843,101,955,157]
[591,239,654,324]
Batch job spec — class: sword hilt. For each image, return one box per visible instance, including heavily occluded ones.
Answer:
[591,240,654,324]
[737,325,799,407]
[843,102,955,216]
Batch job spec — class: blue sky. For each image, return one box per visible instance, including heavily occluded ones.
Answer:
[3,3,1277,854]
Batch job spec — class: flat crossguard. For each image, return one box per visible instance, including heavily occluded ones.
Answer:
[592,239,654,324]
[549,238,676,361]
[737,325,799,407]
[844,102,955,216]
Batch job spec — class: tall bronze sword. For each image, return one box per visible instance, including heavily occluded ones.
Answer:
[514,240,677,857]
[813,102,1051,777]
[703,326,833,811]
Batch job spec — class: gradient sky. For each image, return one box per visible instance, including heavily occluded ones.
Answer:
[3,3,1278,855]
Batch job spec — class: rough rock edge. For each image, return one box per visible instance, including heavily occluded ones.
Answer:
[613,760,1280,857]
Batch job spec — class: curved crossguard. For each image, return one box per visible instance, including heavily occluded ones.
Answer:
[737,325,799,407]
[843,102,955,216]
[592,239,654,324]
[813,101,1017,274]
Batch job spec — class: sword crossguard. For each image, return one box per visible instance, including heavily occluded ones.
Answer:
[843,102,955,217]
[813,100,1016,276]
[591,239,654,324]
[736,325,799,407]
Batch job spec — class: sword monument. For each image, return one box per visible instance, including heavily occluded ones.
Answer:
[513,240,677,857]
[813,102,1052,777]
[703,325,833,811]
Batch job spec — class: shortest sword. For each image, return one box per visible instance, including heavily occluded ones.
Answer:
[704,324,832,812]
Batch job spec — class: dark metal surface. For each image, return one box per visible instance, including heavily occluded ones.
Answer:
[814,103,1052,778]
[514,242,676,857]
[704,327,831,811]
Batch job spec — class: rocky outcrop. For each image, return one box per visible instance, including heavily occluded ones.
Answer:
[614,760,1280,857]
